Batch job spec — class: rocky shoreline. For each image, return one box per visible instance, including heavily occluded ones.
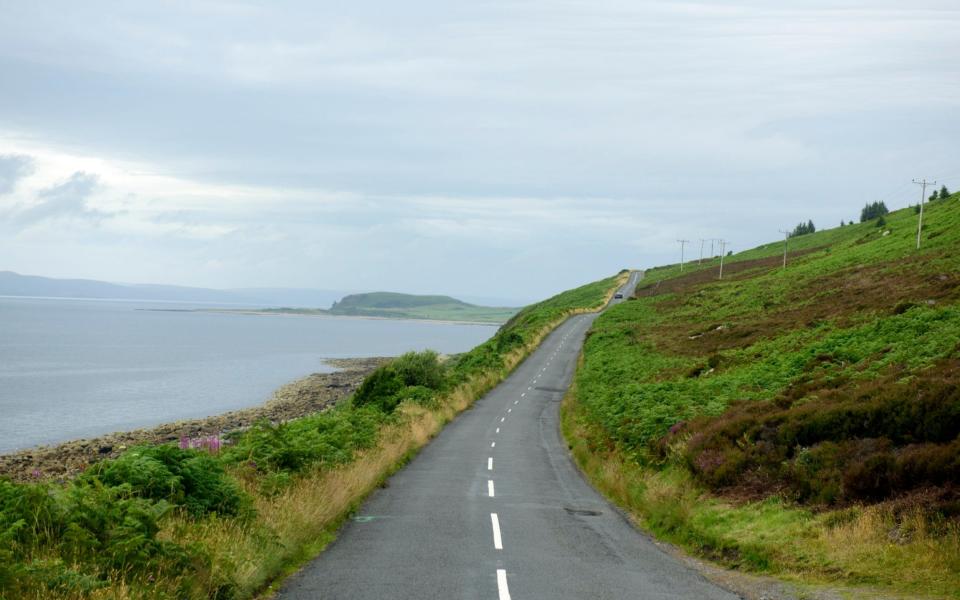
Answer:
[0,357,388,483]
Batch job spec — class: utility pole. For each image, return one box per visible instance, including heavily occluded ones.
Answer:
[718,240,727,279]
[709,238,714,258]
[778,229,790,269]
[913,178,936,249]
[677,239,690,272]
[698,239,706,265]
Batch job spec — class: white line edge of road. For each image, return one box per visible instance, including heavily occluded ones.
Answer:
[491,513,503,549]
[497,569,511,600]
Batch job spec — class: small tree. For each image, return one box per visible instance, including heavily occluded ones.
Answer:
[941,185,951,199]
[860,201,889,222]
[876,216,887,228]
[929,190,939,202]
[790,220,816,237]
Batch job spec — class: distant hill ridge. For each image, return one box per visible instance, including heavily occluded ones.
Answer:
[332,292,473,311]
[0,271,520,323]
[323,291,517,323]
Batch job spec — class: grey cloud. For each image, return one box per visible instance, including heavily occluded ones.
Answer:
[0,154,35,194]
[14,172,107,225]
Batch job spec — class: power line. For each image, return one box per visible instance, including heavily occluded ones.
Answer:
[912,178,936,250]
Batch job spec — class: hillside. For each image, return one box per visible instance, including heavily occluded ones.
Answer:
[564,195,960,598]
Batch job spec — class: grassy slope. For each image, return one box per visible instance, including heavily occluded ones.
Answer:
[564,199,960,599]
[0,273,625,600]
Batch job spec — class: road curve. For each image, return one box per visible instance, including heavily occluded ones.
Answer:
[279,272,738,599]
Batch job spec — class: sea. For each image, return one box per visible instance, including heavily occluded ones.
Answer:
[0,296,495,453]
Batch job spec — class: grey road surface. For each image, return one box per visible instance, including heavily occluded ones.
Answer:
[280,272,738,599]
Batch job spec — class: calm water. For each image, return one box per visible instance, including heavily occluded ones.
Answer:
[0,297,495,452]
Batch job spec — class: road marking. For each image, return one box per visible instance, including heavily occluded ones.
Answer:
[527,386,531,391]
[521,392,525,397]
[514,400,518,405]
[496,427,500,433]
[491,513,503,549]
[497,569,511,600]
[488,457,493,470]
[500,417,505,422]
[508,408,512,413]
[488,480,495,497]
[491,442,496,448]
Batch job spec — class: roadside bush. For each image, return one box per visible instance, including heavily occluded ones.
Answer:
[352,365,406,412]
[83,445,250,518]
[0,478,201,596]
[223,406,383,474]
[353,350,447,413]
[392,350,446,390]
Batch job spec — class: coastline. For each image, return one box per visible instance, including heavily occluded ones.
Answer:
[144,307,505,326]
[0,356,388,482]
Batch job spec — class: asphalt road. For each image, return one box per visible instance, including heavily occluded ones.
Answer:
[280,272,738,599]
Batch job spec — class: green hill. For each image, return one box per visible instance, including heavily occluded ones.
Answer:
[327,292,518,323]
[565,194,960,598]
[250,291,519,323]
[332,291,471,310]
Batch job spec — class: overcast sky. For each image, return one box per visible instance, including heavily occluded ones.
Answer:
[1,1,958,303]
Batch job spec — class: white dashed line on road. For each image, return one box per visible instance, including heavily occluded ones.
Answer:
[488,480,495,497]
[488,457,493,470]
[491,442,496,448]
[491,513,503,549]
[496,427,500,433]
[497,569,512,600]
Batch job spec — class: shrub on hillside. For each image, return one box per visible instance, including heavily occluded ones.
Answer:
[353,365,406,412]
[82,445,250,518]
[223,406,383,474]
[0,478,199,595]
[353,350,447,413]
[679,373,960,504]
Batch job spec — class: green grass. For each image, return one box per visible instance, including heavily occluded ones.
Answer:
[565,197,960,598]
